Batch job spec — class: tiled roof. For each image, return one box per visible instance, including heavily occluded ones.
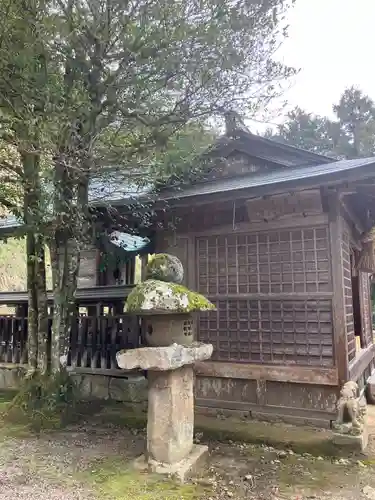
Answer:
[211,130,334,167]
[89,176,152,204]
[159,157,375,200]
[0,177,152,232]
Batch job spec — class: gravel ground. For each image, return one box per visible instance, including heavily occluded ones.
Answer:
[1,422,375,500]
[0,423,144,500]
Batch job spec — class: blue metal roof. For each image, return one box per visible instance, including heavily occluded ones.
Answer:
[109,231,150,252]
[0,214,22,230]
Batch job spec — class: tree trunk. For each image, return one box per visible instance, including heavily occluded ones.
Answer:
[36,241,49,373]
[23,152,49,375]
[50,153,89,371]
[50,236,80,371]
[26,231,38,373]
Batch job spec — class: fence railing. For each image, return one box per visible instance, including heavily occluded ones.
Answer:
[0,315,28,364]
[68,315,141,370]
[0,314,141,370]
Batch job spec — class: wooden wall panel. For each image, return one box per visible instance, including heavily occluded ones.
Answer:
[196,227,331,296]
[195,376,337,426]
[196,225,333,367]
[245,190,323,223]
[77,245,97,288]
[195,376,258,405]
[264,381,337,411]
[199,298,333,366]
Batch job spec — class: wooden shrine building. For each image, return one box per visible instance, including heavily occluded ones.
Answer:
[1,128,375,427]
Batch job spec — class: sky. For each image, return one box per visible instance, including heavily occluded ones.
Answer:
[256,0,375,130]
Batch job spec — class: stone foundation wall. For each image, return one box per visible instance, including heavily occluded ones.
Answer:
[70,373,148,403]
[0,367,24,390]
[0,367,148,404]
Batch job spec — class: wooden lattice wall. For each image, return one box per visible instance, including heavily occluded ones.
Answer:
[342,220,374,364]
[360,271,373,346]
[341,229,356,362]
[197,226,334,366]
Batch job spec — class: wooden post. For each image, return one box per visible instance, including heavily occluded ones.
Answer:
[113,301,125,315]
[140,254,149,281]
[87,305,97,317]
[324,188,349,386]
[15,303,28,318]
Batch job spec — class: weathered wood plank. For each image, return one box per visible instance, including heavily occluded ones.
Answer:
[194,361,339,386]
[188,214,329,237]
[245,190,323,222]
[195,398,336,421]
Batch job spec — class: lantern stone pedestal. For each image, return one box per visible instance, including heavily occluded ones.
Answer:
[116,343,213,483]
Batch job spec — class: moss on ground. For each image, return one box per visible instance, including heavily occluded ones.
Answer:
[0,390,17,406]
[80,457,206,500]
[0,390,31,438]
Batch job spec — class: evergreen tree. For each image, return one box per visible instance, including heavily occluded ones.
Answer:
[267,87,375,159]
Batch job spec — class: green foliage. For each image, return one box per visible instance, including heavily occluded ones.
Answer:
[264,107,338,157]
[97,122,218,189]
[0,0,296,381]
[2,369,78,433]
[333,87,375,158]
[0,0,297,218]
[0,237,52,292]
[267,87,375,159]
[0,238,26,291]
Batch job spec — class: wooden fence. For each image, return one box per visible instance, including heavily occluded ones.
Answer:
[0,314,141,370]
[0,315,28,364]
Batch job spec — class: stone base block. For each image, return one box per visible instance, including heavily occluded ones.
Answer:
[332,427,368,452]
[133,444,208,483]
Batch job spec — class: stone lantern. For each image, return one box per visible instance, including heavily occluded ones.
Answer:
[116,253,215,482]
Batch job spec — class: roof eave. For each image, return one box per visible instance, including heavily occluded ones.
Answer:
[156,161,375,207]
